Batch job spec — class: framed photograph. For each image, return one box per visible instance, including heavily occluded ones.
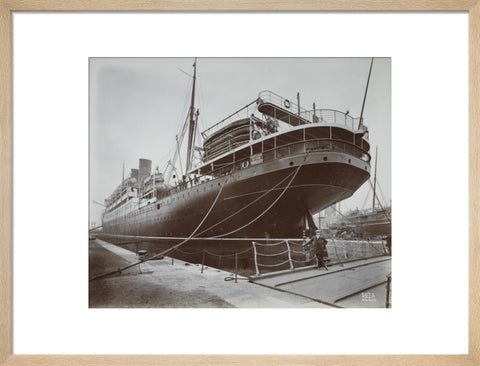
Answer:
[1,1,478,365]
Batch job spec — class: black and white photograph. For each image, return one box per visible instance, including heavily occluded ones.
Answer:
[89,57,391,308]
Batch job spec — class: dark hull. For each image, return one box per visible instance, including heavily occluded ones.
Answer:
[333,207,392,238]
[102,151,370,250]
[350,221,391,237]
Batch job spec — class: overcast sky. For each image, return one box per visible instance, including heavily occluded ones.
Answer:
[89,57,391,225]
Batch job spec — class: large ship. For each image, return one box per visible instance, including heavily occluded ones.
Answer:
[99,60,372,251]
[326,145,391,239]
[329,205,392,238]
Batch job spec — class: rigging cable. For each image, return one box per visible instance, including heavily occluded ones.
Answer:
[367,179,391,223]
[360,184,372,210]
[93,154,309,280]
[212,154,309,238]
[376,180,387,205]
[193,167,299,237]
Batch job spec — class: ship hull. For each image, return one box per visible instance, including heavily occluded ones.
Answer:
[332,205,392,239]
[346,213,391,237]
[102,151,370,249]
[351,222,391,237]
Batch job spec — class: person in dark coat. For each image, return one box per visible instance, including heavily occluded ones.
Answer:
[311,229,328,270]
[385,235,392,256]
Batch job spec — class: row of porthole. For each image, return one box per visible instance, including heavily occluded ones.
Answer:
[168,180,225,202]
[156,181,223,210]
[287,156,364,169]
[123,157,370,219]
[322,154,367,170]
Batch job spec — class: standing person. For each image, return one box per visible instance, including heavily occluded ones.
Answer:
[385,235,392,256]
[310,229,328,270]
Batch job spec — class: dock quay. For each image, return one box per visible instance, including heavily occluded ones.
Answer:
[250,257,391,308]
[89,238,391,308]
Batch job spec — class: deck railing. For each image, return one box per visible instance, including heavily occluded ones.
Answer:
[201,99,258,139]
[202,90,365,140]
[301,109,362,130]
[251,238,388,276]
[257,90,362,130]
[155,137,370,202]
[257,90,310,119]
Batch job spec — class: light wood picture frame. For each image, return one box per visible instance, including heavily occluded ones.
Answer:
[1,1,478,365]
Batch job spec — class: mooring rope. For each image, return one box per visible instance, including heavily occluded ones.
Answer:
[89,176,230,282]
[212,154,308,238]
[203,247,253,257]
[92,153,309,281]
[172,248,205,255]
[255,249,290,257]
[193,167,299,237]
[251,240,287,246]
[257,259,291,267]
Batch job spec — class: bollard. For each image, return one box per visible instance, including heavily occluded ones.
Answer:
[201,249,205,274]
[386,274,392,308]
[235,253,238,283]
[137,250,148,274]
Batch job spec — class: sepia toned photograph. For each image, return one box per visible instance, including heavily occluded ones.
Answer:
[89,57,391,308]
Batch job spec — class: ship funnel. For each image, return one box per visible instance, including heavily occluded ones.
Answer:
[130,168,139,180]
[138,159,152,185]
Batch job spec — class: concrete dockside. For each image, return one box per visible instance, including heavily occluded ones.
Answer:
[89,239,332,308]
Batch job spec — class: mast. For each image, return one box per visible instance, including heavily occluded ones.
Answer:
[192,108,200,160]
[186,58,197,173]
[359,57,374,129]
[297,92,300,116]
[372,145,378,209]
[153,166,156,200]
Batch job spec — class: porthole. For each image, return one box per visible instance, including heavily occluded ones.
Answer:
[348,159,351,164]
[289,161,294,166]
[323,157,328,161]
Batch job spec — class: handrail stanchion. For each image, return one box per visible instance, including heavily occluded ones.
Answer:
[253,242,260,276]
[386,274,392,308]
[201,249,205,274]
[235,253,238,283]
[285,240,294,270]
